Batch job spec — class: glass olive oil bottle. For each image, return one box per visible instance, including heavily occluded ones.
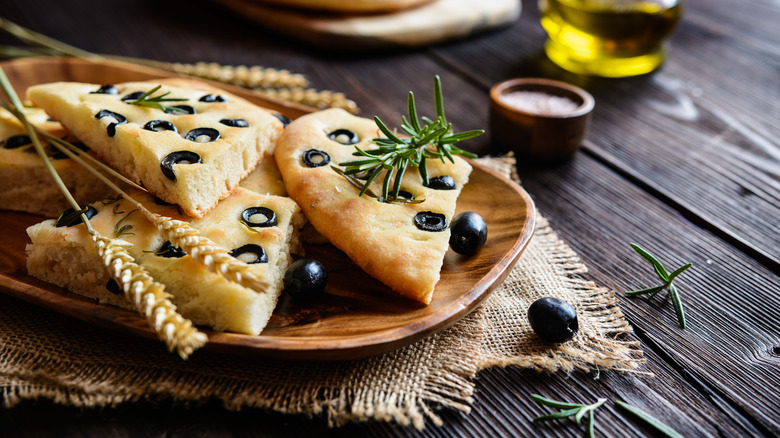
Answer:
[539,0,682,77]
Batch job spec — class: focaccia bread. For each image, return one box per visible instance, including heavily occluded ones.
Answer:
[26,187,304,335]
[0,107,112,217]
[249,0,433,13]
[274,108,472,304]
[27,80,285,218]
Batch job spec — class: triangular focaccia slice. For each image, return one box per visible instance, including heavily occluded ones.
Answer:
[0,107,113,217]
[27,80,285,218]
[26,187,304,335]
[274,108,472,304]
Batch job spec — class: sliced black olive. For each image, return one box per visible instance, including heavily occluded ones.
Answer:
[273,113,291,127]
[164,105,196,115]
[425,175,457,190]
[449,212,487,256]
[229,244,268,264]
[199,94,227,103]
[379,190,414,203]
[302,149,331,167]
[241,207,277,228]
[2,135,32,149]
[160,151,202,182]
[55,205,98,227]
[327,129,359,145]
[94,109,127,137]
[219,118,249,128]
[106,279,122,295]
[184,127,220,143]
[91,84,119,95]
[414,211,447,232]
[143,120,178,133]
[156,241,187,258]
[121,91,145,101]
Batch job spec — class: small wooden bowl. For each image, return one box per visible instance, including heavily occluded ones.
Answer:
[490,78,594,162]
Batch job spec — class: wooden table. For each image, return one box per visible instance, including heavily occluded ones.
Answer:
[1,0,778,436]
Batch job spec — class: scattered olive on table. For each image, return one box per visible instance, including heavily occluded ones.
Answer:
[449,211,488,256]
[527,297,579,342]
[283,258,328,302]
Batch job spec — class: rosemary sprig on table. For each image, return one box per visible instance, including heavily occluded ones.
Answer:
[338,75,483,200]
[615,401,684,438]
[530,394,606,438]
[625,243,692,329]
[123,85,188,114]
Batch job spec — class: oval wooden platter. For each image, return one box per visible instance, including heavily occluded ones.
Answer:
[0,57,535,360]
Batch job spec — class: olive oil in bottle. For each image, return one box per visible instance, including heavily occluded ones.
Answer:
[539,0,682,77]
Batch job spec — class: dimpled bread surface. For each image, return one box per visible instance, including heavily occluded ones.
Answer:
[27,79,284,218]
[25,187,304,335]
[274,108,471,304]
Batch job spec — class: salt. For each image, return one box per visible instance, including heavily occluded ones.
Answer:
[500,90,580,115]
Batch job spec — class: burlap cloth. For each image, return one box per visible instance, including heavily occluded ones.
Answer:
[0,156,643,429]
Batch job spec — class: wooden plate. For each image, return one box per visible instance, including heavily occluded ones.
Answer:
[0,57,535,360]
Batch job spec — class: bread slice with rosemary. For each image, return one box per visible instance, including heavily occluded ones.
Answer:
[26,79,285,218]
[274,108,472,304]
[26,187,304,335]
[0,107,113,217]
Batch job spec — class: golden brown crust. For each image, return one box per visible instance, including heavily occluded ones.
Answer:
[245,0,434,13]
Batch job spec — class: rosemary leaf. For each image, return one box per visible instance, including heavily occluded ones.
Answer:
[615,401,684,438]
[124,85,188,114]
[625,284,667,296]
[626,243,691,329]
[533,408,581,422]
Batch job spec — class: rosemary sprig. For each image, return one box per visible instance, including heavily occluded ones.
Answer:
[625,243,692,329]
[530,394,606,438]
[338,75,483,200]
[615,401,684,438]
[123,85,188,114]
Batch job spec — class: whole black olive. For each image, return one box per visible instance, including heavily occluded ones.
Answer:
[199,94,227,103]
[527,297,579,343]
[184,127,220,143]
[283,258,328,302]
[229,244,268,264]
[94,109,127,137]
[121,91,145,101]
[449,212,487,256]
[414,211,447,232]
[241,207,277,228]
[160,151,202,182]
[379,190,414,203]
[156,241,187,258]
[143,120,178,133]
[425,175,457,190]
[55,205,98,227]
[327,129,359,145]
[164,105,196,115]
[273,113,291,127]
[106,279,122,295]
[220,118,249,128]
[2,135,31,149]
[91,84,118,95]
[302,149,331,167]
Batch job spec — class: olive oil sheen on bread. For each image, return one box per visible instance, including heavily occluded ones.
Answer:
[539,0,682,77]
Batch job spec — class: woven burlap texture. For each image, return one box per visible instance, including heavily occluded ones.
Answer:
[0,157,643,430]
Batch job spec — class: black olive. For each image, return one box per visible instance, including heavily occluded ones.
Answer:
[184,127,220,143]
[241,207,277,228]
[219,118,249,128]
[527,297,579,343]
[449,212,488,256]
[283,258,328,302]
[106,279,122,295]
[121,91,145,101]
[273,113,291,127]
[327,129,359,145]
[47,145,69,160]
[2,135,31,149]
[156,241,187,258]
[425,175,457,190]
[55,205,98,227]
[71,142,90,152]
[379,190,414,203]
[143,120,178,133]
[94,109,127,137]
[414,211,447,232]
[199,94,227,103]
[164,105,196,115]
[302,149,331,167]
[91,84,118,95]
[160,151,202,182]
[229,244,268,264]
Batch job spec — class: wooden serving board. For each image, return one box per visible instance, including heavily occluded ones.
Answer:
[0,57,535,360]
[212,0,521,50]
